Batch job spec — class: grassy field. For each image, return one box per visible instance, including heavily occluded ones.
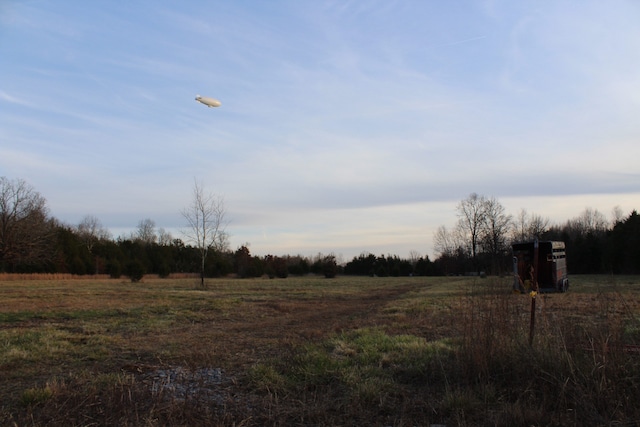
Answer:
[1,274,640,426]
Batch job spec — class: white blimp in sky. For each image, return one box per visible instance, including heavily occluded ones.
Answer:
[195,95,221,108]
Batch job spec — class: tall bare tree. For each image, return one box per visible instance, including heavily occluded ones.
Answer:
[77,215,110,253]
[181,180,228,287]
[577,207,608,234]
[157,228,173,246]
[433,225,457,258]
[528,213,550,240]
[456,193,487,272]
[565,207,608,239]
[512,208,550,242]
[77,215,111,274]
[136,218,157,244]
[0,177,53,271]
[408,250,422,270]
[611,205,625,226]
[513,208,530,243]
[480,196,512,274]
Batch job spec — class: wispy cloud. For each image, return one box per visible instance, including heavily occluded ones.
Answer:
[0,90,35,107]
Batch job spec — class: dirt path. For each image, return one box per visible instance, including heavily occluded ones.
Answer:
[159,283,421,370]
[125,282,423,410]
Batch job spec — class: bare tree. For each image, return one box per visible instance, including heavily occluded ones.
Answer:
[611,205,625,226]
[136,218,157,244]
[513,208,529,243]
[528,213,550,240]
[181,180,228,287]
[0,177,53,271]
[456,193,487,272]
[580,207,608,233]
[77,215,111,253]
[408,250,421,269]
[512,208,550,242]
[480,196,512,274]
[77,215,111,274]
[157,227,173,246]
[566,207,608,237]
[433,225,456,257]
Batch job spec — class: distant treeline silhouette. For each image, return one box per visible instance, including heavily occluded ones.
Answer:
[1,177,638,278]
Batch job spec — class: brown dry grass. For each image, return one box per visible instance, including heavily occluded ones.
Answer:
[0,272,198,281]
[1,274,639,426]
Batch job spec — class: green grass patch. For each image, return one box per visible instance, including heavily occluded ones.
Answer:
[0,326,120,370]
[252,327,457,403]
[20,385,54,406]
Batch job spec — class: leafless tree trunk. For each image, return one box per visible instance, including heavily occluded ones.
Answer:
[181,179,228,288]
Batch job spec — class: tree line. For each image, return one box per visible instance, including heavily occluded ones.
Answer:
[1,177,639,280]
[431,193,640,276]
[0,177,339,280]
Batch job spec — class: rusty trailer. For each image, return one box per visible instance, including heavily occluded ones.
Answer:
[512,240,569,293]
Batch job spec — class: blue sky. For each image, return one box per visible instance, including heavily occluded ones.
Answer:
[2,1,639,260]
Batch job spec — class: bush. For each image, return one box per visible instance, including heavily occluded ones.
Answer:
[157,262,171,278]
[106,260,121,278]
[287,257,310,276]
[323,255,338,278]
[125,260,145,282]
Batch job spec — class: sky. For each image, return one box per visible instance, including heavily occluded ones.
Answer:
[2,1,640,261]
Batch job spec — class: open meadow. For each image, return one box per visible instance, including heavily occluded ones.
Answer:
[2,274,640,426]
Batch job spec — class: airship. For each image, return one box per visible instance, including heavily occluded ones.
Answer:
[195,95,221,108]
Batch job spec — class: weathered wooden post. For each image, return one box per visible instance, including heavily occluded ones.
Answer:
[529,239,539,346]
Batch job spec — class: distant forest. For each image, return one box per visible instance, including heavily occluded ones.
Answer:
[1,178,639,279]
